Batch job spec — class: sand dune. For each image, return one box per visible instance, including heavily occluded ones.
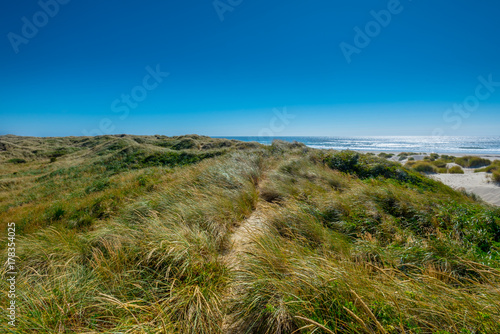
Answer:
[432,168,500,206]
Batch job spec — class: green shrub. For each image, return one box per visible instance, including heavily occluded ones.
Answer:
[432,159,448,168]
[476,165,498,173]
[469,157,491,168]
[411,162,437,174]
[455,157,467,167]
[408,157,415,161]
[437,168,448,174]
[404,161,416,168]
[430,153,440,161]
[378,153,394,159]
[455,156,491,168]
[493,171,500,183]
[7,158,27,164]
[324,150,361,174]
[476,160,500,173]
[171,138,198,150]
[449,166,465,174]
[322,152,437,190]
[440,155,456,162]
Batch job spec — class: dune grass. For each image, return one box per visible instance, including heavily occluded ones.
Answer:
[455,156,491,168]
[378,153,394,159]
[405,161,437,174]
[449,166,465,174]
[493,171,500,183]
[476,160,500,174]
[1,136,499,333]
[431,159,448,168]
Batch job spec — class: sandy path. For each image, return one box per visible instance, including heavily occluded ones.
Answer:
[222,210,265,270]
[431,168,500,206]
[221,208,266,333]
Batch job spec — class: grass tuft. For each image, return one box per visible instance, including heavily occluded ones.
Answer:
[449,166,465,174]
[455,156,491,168]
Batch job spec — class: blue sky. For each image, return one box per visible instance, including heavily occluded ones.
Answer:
[1,0,500,137]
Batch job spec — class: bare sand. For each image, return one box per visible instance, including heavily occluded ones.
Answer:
[431,166,500,207]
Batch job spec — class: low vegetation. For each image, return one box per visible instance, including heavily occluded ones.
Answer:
[377,152,394,159]
[431,159,448,168]
[437,167,448,173]
[380,153,493,176]
[1,135,499,333]
[476,160,500,174]
[493,171,500,183]
[405,161,437,174]
[6,158,26,164]
[397,152,418,161]
[449,165,465,174]
[455,156,491,168]
[440,154,457,162]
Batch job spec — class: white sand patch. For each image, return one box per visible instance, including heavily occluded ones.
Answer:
[431,169,500,206]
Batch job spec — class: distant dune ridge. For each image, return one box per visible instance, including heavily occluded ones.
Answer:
[1,135,500,333]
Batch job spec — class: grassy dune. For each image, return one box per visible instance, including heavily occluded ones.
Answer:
[1,135,500,333]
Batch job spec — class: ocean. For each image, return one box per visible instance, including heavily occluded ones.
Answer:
[219,136,500,155]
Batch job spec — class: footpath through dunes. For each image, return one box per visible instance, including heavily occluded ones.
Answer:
[222,207,266,272]
[221,207,267,333]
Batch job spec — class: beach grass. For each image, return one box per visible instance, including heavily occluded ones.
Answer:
[476,160,500,174]
[1,135,500,333]
[493,171,500,183]
[455,156,491,168]
[405,161,437,174]
[449,166,465,174]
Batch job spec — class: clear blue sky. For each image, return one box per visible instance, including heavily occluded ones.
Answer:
[1,0,499,137]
